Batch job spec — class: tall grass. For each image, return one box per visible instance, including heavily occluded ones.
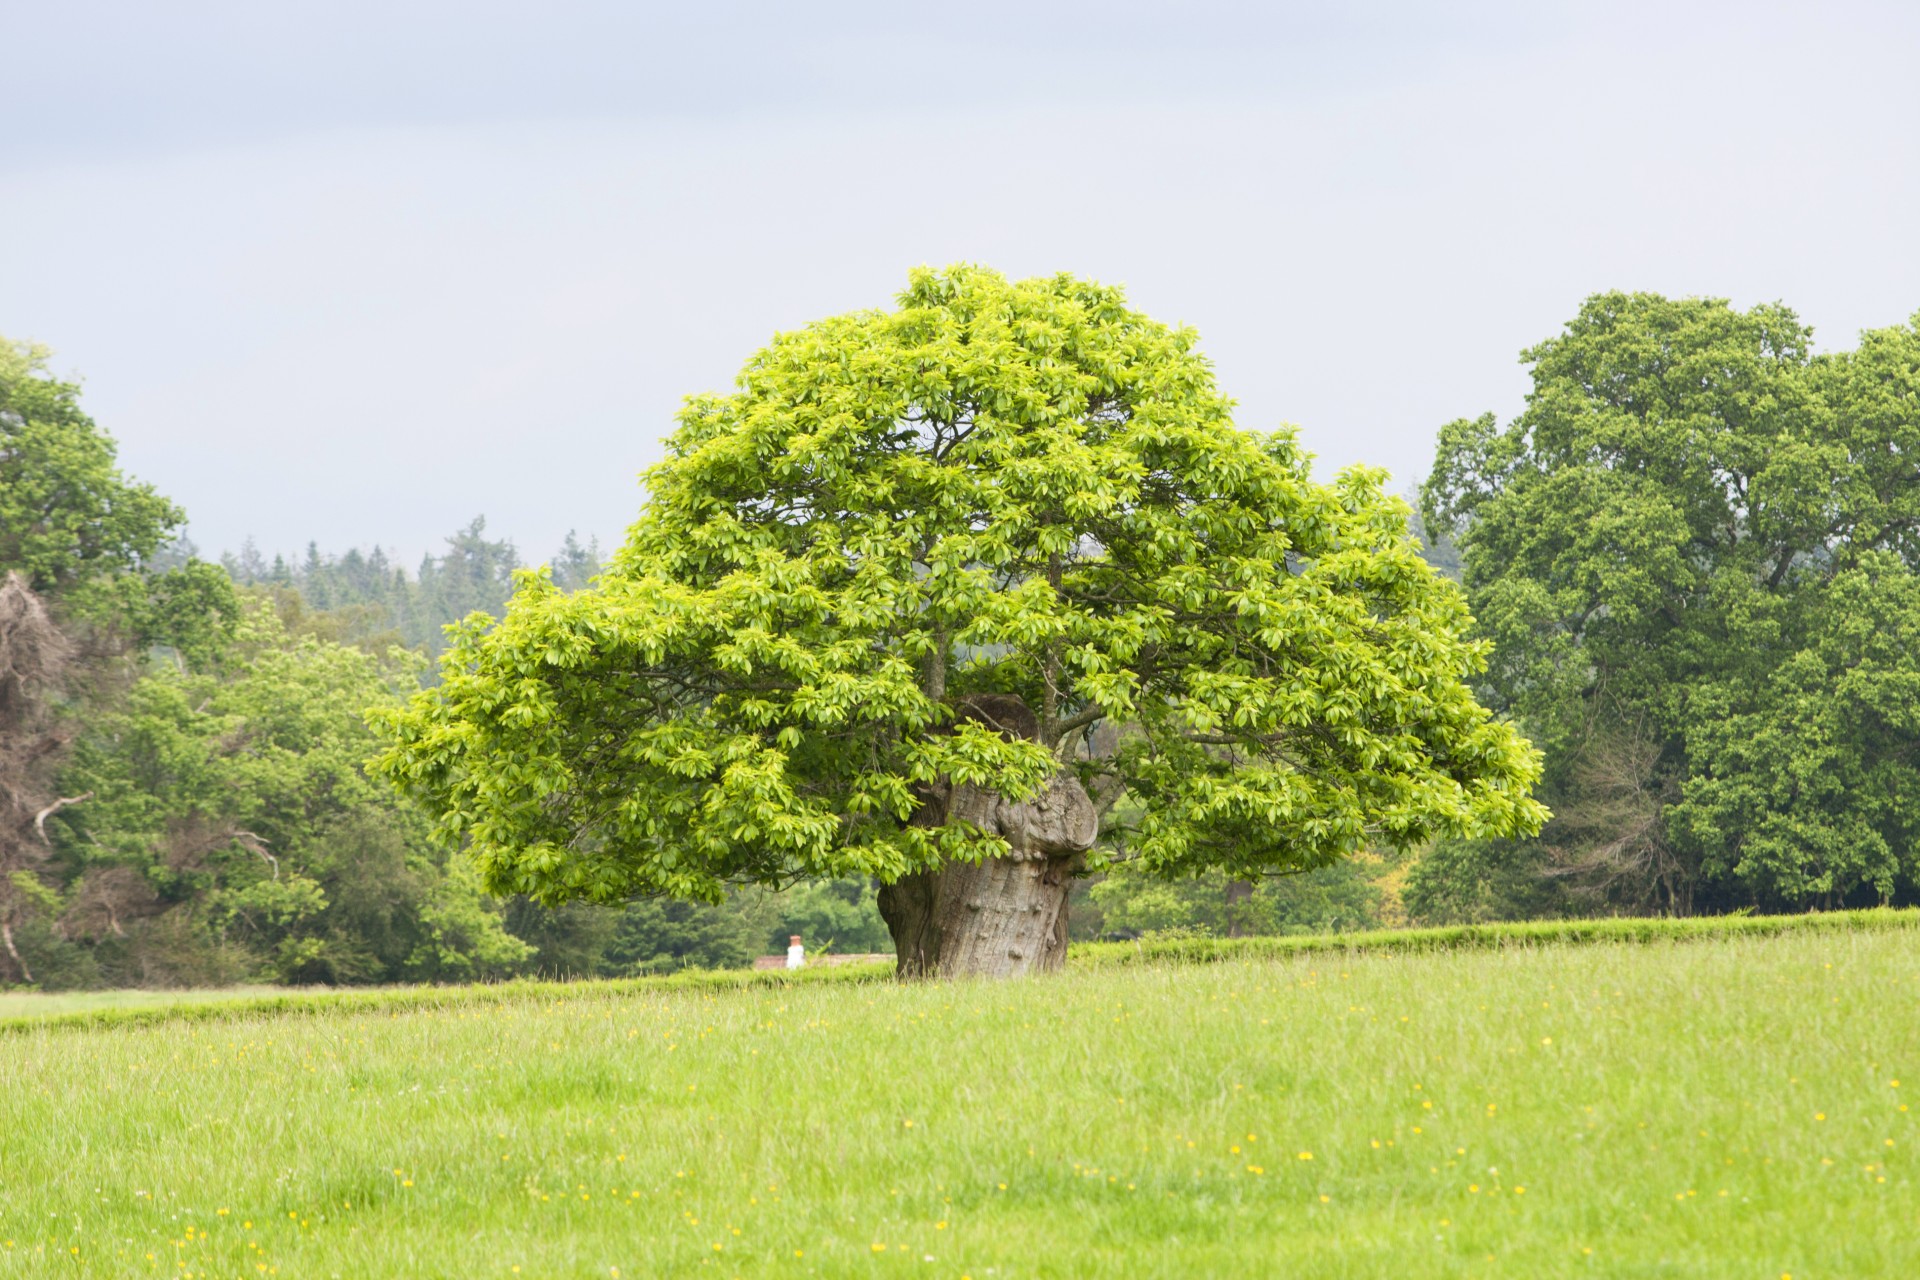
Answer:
[3,922,1914,1276]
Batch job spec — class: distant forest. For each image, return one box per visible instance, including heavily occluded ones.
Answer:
[219,521,601,661]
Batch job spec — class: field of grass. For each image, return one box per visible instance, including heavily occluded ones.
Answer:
[3,919,1916,1277]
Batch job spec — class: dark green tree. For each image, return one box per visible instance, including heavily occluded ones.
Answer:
[1420,293,1920,914]
[225,518,541,661]
[47,596,531,985]
[0,337,235,660]
[415,517,518,656]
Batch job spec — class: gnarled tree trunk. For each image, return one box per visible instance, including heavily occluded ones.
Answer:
[877,695,1100,979]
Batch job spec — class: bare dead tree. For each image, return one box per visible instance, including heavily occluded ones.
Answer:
[1538,720,1694,914]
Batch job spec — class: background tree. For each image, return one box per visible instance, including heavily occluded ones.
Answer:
[1088,857,1390,939]
[0,336,236,981]
[549,530,603,592]
[1419,294,1920,916]
[0,573,71,981]
[46,596,532,985]
[414,517,519,656]
[0,337,234,661]
[375,266,1545,979]
[224,521,593,661]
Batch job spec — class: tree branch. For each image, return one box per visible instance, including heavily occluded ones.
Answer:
[1051,704,1107,754]
[32,792,92,845]
[0,920,30,985]
[231,830,279,881]
[1088,773,1128,816]
[1766,546,1797,589]
[923,625,949,701]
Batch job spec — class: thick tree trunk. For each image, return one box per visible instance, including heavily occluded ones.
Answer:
[878,850,1081,980]
[878,767,1099,979]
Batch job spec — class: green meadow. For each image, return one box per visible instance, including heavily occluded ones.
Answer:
[4,917,1916,1278]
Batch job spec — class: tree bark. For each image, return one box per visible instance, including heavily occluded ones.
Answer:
[878,843,1082,979]
[879,692,1101,979]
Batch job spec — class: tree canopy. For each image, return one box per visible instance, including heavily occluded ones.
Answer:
[373,266,1545,923]
[1420,293,1920,912]
[0,337,234,659]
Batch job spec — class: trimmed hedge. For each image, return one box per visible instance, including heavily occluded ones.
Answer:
[1069,906,1920,968]
[7,906,1914,1034]
[0,958,891,1035]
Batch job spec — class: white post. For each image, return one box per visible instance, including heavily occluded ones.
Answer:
[786,934,805,969]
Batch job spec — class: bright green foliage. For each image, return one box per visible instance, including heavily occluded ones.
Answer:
[375,266,1544,909]
[0,336,234,653]
[1423,294,1920,911]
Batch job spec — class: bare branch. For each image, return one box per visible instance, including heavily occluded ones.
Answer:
[32,792,92,845]
[231,830,279,881]
[1051,703,1106,744]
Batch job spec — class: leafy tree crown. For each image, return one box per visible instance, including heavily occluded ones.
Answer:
[1422,292,1920,907]
[0,336,235,659]
[373,267,1545,904]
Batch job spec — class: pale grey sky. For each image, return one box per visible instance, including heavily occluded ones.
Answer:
[5,1,1917,566]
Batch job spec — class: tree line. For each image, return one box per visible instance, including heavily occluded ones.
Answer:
[5,282,1917,987]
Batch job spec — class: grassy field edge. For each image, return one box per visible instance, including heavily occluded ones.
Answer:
[6,905,1915,1035]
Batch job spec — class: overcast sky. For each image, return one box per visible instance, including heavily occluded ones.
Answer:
[5,1,1918,567]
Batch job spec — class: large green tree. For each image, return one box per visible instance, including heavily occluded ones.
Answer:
[374,267,1544,978]
[1419,293,1920,915]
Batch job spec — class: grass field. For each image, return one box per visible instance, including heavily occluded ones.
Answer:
[3,920,1916,1277]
